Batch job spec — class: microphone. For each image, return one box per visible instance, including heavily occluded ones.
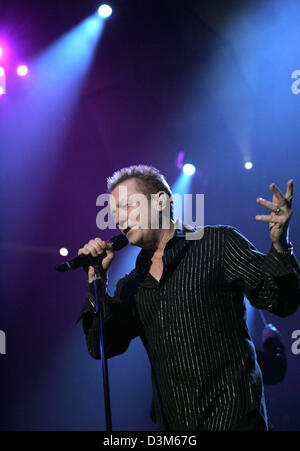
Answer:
[55,234,128,272]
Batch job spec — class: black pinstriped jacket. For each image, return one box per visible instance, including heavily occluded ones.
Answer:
[77,224,300,430]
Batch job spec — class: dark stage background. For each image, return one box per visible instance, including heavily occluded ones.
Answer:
[0,0,299,430]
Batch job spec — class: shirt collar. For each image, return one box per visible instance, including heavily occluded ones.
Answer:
[134,220,197,274]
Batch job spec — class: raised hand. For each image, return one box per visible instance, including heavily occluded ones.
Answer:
[255,180,293,250]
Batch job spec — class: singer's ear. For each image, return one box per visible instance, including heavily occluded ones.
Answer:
[155,191,168,212]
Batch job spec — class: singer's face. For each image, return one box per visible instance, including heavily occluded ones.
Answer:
[110,178,160,247]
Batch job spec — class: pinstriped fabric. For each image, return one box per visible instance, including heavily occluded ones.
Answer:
[132,225,299,430]
[79,224,300,430]
[135,226,248,430]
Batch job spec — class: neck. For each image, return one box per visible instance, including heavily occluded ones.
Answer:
[144,222,175,257]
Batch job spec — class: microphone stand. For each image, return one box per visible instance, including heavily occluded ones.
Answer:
[93,261,112,431]
[56,235,129,430]
[258,309,268,326]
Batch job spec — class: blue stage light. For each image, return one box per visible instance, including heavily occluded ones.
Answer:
[244,161,253,170]
[183,163,196,176]
[98,4,113,18]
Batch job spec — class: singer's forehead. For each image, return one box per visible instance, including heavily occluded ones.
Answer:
[110,178,141,206]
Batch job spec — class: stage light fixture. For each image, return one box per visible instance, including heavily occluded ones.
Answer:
[183,163,196,176]
[17,64,28,77]
[98,4,113,18]
[59,247,69,257]
[0,66,5,96]
[244,161,253,170]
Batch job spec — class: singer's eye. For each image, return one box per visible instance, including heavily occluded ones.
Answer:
[119,202,130,210]
[128,200,137,207]
[123,200,138,209]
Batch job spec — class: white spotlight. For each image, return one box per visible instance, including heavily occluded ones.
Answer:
[183,163,196,176]
[59,247,69,257]
[98,4,113,18]
[244,161,253,170]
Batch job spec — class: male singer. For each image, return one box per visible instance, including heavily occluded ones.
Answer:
[76,165,300,431]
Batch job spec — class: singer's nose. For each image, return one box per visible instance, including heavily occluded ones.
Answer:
[117,209,129,230]
[114,208,120,227]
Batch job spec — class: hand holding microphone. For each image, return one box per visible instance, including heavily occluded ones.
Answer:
[55,234,128,281]
[78,238,115,282]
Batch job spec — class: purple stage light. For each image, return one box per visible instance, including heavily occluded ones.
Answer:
[0,47,2,58]
[176,151,185,169]
[0,66,5,96]
[17,64,28,77]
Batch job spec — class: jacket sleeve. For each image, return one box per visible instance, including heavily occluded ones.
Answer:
[224,226,300,317]
[75,275,139,359]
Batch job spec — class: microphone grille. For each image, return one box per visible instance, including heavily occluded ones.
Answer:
[109,234,128,251]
